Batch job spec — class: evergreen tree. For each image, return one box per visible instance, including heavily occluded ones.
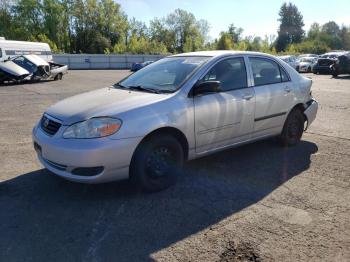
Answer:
[275,2,304,52]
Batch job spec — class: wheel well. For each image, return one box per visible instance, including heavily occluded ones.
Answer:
[290,103,307,123]
[139,127,189,160]
[292,103,305,113]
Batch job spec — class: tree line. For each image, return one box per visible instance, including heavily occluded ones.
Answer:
[1,1,349,55]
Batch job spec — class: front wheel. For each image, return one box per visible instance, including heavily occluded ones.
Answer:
[279,109,305,147]
[54,73,63,81]
[130,135,184,192]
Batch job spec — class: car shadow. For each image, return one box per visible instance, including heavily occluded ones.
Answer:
[0,79,54,86]
[332,75,350,80]
[0,139,318,262]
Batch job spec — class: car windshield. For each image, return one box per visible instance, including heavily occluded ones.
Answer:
[116,56,210,93]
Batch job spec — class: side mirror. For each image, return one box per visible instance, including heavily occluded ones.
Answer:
[193,81,221,96]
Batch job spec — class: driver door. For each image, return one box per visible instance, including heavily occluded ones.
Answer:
[193,57,255,153]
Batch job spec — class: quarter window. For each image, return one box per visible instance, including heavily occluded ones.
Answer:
[249,57,290,86]
[281,68,290,82]
[202,57,247,91]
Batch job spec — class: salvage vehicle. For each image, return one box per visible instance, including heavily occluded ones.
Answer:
[32,51,318,192]
[0,54,67,84]
[312,52,345,74]
[0,59,30,83]
[330,53,350,77]
[297,57,317,73]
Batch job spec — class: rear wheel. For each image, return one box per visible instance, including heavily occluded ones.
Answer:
[279,109,305,147]
[130,135,184,192]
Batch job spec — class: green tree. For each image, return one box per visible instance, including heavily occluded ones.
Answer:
[149,9,209,53]
[227,23,243,43]
[216,32,234,50]
[339,26,350,50]
[275,2,305,52]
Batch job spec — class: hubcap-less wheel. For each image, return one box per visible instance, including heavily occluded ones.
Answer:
[280,109,305,147]
[130,135,184,192]
[145,146,176,179]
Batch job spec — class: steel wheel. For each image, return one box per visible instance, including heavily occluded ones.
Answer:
[130,134,184,192]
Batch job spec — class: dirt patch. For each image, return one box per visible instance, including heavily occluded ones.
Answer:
[220,241,261,262]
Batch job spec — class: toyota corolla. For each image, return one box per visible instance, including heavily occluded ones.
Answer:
[32,51,318,192]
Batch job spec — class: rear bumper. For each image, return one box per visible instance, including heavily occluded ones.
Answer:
[304,99,318,129]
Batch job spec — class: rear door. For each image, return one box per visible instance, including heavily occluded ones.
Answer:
[194,56,255,153]
[248,57,293,138]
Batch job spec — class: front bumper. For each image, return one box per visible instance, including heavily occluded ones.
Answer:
[304,99,318,129]
[32,124,142,183]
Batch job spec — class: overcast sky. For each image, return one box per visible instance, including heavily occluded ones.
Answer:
[116,0,350,40]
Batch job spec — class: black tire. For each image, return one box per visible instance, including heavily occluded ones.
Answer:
[279,109,305,147]
[130,134,184,192]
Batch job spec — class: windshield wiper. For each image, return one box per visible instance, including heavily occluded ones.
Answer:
[127,85,161,94]
[113,83,167,94]
[113,83,128,89]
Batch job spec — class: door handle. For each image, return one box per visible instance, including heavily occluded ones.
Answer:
[284,86,292,93]
[242,94,254,100]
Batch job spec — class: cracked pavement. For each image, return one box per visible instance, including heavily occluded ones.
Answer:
[0,71,349,261]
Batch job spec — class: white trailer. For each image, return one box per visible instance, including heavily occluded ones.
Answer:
[0,37,52,62]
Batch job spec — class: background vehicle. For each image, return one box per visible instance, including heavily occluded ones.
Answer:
[279,55,298,70]
[330,52,350,77]
[33,51,318,192]
[298,54,318,59]
[130,61,154,72]
[312,52,345,74]
[0,55,67,84]
[0,38,52,62]
[0,59,30,83]
[297,57,318,73]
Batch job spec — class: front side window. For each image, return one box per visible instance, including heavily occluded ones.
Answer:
[118,56,210,93]
[249,57,289,86]
[202,57,247,91]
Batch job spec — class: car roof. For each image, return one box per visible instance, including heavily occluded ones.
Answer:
[170,50,277,59]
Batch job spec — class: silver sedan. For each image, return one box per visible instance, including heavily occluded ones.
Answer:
[32,51,318,192]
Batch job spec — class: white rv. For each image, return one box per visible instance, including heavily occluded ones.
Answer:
[0,37,52,62]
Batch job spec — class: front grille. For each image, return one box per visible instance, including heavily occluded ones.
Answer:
[40,115,61,136]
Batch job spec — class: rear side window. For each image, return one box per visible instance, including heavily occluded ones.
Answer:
[249,57,290,86]
[203,57,247,91]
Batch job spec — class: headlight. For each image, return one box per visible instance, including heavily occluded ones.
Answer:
[63,117,122,139]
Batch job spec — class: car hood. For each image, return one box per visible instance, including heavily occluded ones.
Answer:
[46,87,170,125]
